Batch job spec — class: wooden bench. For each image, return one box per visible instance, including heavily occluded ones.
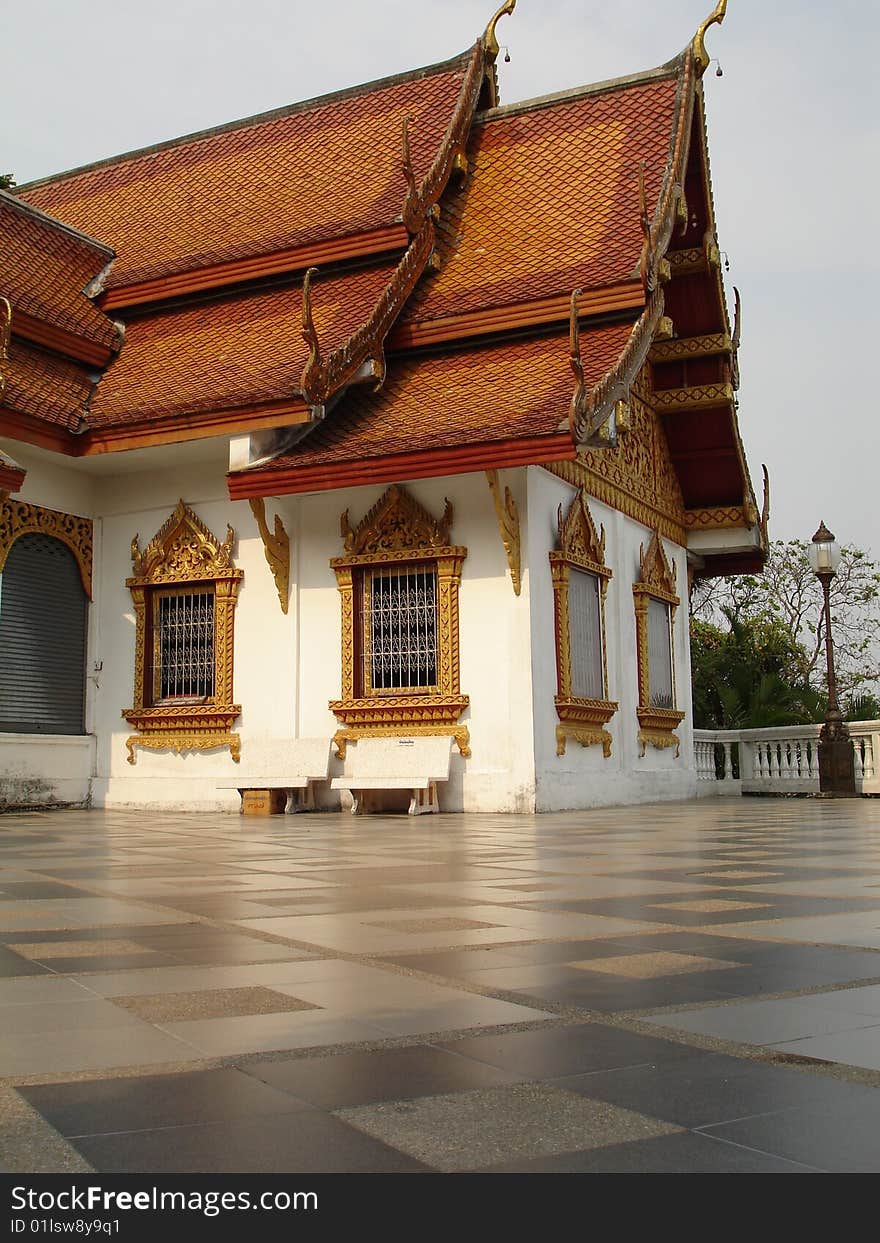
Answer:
[331,735,453,816]
[218,738,332,814]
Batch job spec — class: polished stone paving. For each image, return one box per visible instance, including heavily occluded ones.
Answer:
[2,797,880,1172]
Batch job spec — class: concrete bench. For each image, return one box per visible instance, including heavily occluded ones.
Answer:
[218,738,332,814]
[331,735,453,816]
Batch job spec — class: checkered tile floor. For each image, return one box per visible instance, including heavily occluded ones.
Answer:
[2,797,880,1172]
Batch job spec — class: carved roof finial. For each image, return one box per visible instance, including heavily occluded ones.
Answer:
[731,285,742,351]
[760,464,771,548]
[300,267,322,400]
[569,288,585,400]
[401,115,417,203]
[483,0,516,61]
[637,163,650,241]
[0,297,11,403]
[693,0,727,76]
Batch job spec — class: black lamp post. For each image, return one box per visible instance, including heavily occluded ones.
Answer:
[809,522,856,796]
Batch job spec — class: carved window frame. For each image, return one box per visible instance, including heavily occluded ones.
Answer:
[329,484,470,758]
[550,489,617,757]
[123,500,243,765]
[632,529,685,757]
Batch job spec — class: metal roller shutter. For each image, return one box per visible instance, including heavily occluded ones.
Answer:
[0,533,88,734]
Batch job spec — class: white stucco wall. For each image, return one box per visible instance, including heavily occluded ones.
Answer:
[80,464,535,812]
[0,734,95,808]
[1,447,699,814]
[527,466,696,812]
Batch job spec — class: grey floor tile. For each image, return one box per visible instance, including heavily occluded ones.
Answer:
[553,1051,872,1128]
[246,1044,524,1108]
[438,1024,691,1078]
[481,1130,821,1172]
[70,1112,431,1173]
[18,1068,315,1136]
[644,995,880,1045]
[699,1098,880,1173]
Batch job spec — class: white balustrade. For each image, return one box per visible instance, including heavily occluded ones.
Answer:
[693,721,880,796]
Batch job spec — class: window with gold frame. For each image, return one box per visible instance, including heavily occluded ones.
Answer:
[550,489,617,757]
[633,529,685,757]
[123,500,242,765]
[329,484,470,758]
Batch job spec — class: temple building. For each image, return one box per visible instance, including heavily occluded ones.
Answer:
[0,2,767,814]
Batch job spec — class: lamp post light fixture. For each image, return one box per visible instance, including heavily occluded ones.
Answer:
[809,522,856,796]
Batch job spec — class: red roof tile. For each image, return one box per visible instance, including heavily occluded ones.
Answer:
[88,262,399,427]
[20,56,476,292]
[0,192,118,351]
[254,322,633,471]
[402,73,680,326]
[2,339,95,431]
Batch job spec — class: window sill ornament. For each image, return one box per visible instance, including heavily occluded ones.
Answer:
[330,484,469,758]
[123,500,243,764]
[550,489,617,757]
[633,530,684,756]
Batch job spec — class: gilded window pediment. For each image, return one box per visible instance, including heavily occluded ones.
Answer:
[129,499,236,585]
[338,484,455,559]
[634,529,678,604]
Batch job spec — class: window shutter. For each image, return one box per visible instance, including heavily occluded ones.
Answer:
[0,534,88,734]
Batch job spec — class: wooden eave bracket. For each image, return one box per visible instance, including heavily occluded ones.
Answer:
[485,469,521,595]
[248,497,290,614]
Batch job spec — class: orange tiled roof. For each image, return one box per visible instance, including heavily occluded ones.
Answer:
[0,191,118,351]
[19,55,476,292]
[402,72,679,326]
[88,262,399,427]
[254,322,633,471]
[3,339,95,431]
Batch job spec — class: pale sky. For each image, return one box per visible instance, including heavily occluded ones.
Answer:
[2,1,878,552]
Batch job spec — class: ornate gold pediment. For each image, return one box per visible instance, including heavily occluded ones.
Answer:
[129,500,237,585]
[635,530,678,603]
[0,495,93,598]
[338,484,454,558]
[553,489,607,575]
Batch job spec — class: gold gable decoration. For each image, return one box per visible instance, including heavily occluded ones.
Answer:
[339,483,454,557]
[0,495,93,598]
[124,500,243,766]
[548,367,687,545]
[550,489,617,758]
[555,489,606,574]
[330,484,469,758]
[635,530,678,604]
[129,499,234,584]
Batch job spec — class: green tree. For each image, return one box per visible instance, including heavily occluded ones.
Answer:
[692,540,880,704]
[690,608,822,729]
[0,174,15,191]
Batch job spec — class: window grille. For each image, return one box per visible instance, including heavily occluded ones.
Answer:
[647,596,673,706]
[361,565,438,694]
[568,569,604,699]
[153,589,215,702]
